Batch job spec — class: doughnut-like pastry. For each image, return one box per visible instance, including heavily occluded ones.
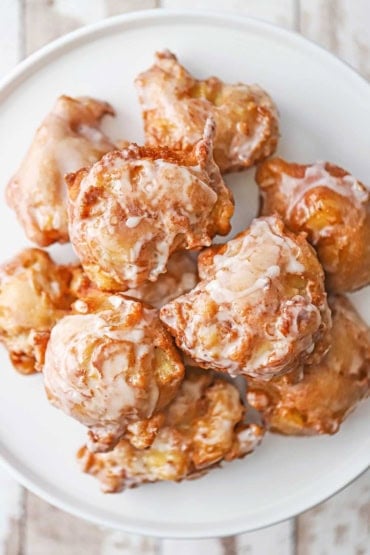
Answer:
[135,50,279,173]
[67,119,233,291]
[77,369,264,492]
[257,158,370,293]
[247,295,370,435]
[43,294,184,452]
[0,249,77,374]
[6,96,115,246]
[160,216,331,379]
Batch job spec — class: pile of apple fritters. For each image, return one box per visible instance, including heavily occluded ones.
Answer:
[1,51,369,493]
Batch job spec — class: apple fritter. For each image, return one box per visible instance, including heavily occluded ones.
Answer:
[67,118,233,291]
[0,249,78,374]
[160,216,331,380]
[77,369,264,492]
[135,50,279,173]
[247,295,370,435]
[257,158,370,293]
[43,294,184,452]
[6,95,115,246]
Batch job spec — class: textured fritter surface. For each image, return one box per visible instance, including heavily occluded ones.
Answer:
[0,249,78,374]
[135,50,279,173]
[78,369,264,492]
[72,252,198,310]
[247,296,370,435]
[67,119,233,291]
[43,294,184,452]
[160,216,331,379]
[257,158,370,293]
[125,251,198,308]
[6,96,115,246]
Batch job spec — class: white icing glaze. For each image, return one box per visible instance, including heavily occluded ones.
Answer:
[236,425,264,453]
[77,123,109,145]
[280,161,369,221]
[126,216,144,228]
[204,219,304,306]
[74,299,88,313]
[126,252,197,309]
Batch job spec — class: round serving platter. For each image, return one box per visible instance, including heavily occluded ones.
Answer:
[0,9,369,538]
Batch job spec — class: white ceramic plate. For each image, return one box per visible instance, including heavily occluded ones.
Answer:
[0,9,369,539]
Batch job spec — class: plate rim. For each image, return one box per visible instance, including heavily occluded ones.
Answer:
[0,8,369,538]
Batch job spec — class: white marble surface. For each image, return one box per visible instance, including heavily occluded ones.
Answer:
[0,1,369,554]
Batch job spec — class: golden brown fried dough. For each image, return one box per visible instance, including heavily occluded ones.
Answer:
[0,249,78,374]
[247,295,370,435]
[6,96,115,246]
[77,369,264,492]
[43,294,184,452]
[67,119,233,291]
[160,216,331,380]
[257,158,370,293]
[135,50,279,173]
